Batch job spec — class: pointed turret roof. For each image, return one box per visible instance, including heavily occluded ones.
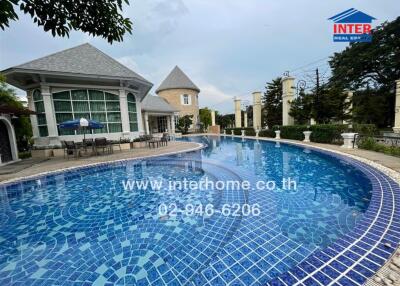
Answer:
[156,66,200,93]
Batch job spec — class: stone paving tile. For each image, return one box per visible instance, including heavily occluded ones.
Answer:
[0,141,200,182]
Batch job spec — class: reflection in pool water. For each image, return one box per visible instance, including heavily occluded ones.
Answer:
[0,136,372,285]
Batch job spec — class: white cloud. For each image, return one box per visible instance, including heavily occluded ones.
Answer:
[198,82,236,114]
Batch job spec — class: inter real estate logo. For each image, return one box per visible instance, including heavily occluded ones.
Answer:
[328,8,376,43]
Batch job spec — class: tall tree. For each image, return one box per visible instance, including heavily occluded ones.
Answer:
[199,108,212,131]
[289,88,313,125]
[0,0,132,43]
[216,114,234,129]
[263,77,282,128]
[352,87,391,127]
[329,17,400,127]
[177,115,193,134]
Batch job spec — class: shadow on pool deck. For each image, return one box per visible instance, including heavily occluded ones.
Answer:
[0,141,200,182]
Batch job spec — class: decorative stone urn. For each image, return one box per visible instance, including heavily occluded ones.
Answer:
[241,130,245,137]
[223,130,226,135]
[255,130,260,137]
[303,131,312,142]
[231,130,234,136]
[275,130,281,139]
[341,133,358,149]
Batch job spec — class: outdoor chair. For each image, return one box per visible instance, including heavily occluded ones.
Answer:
[82,138,94,154]
[95,138,112,155]
[148,137,161,149]
[64,141,79,159]
[160,133,169,146]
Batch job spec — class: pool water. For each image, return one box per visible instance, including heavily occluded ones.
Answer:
[0,136,374,285]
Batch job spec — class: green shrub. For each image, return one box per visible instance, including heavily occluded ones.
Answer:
[258,129,275,138]
[245,129,256,136]
[310,124,347,144]
[225,128,254,136]
[278,125,308,140]
[358,137,400,157]
[352,124,378,136]
[18,151,31,159]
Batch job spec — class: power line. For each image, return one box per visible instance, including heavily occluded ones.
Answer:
[288,56,331,74]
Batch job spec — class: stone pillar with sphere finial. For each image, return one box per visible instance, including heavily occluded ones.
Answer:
[234,97,242,128]
[282,77,295,126]
[393,80,400,133]
[252,91,262,130]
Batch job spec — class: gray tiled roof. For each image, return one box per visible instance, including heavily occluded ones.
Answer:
[11,43,151,84]
[156,66,200,93]
[142,95,178,113]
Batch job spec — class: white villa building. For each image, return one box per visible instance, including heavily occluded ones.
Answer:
[2,43,179,146]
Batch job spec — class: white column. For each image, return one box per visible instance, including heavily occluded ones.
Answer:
[282,77,295,126]
[119,89,130,135]
[234,97,242,128]
[167,116,171,133]
[211,110,216,126]
[27,91,39,138]
[171,114,176,134]
[144,112,150,134]
[394,80,400,133]
[343,90,353,125]
[41,85,58,137]
[244,112,248,127]
[253,91,262,130]
[136,96,144,134]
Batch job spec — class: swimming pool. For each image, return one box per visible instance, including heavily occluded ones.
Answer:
[0,136,399,285]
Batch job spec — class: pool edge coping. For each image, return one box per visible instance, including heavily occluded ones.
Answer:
[0,142,206,186]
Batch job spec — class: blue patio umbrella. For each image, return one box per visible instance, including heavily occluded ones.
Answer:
[58,118,104,139]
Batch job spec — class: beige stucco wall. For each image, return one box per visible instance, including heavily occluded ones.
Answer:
[157,88,199,129]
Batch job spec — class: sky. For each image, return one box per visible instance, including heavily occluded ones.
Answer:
[0,0,399,114]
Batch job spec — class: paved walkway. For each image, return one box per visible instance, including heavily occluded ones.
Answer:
[0,141,200,182]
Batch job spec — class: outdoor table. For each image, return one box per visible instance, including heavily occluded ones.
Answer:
[148,139,160,148]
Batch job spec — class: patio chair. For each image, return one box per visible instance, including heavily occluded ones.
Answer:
[160,133,169,146]
[82,138,94,154]
[95,138,112,155]
[64,141,79,159]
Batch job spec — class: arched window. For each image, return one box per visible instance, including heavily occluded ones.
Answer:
[127,93,138,131]
[32,89,48,137]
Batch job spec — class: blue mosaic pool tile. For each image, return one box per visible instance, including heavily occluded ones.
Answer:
[337,276,357,286]
[1,136,400,285]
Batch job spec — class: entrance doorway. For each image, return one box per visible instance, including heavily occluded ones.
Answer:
[0,120,12,163]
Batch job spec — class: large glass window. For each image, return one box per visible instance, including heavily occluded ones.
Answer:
[33,89,48,137]
[52,89,122,135]
[127,93,138,132]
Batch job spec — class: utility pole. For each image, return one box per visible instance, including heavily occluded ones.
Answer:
[315,68,320,123]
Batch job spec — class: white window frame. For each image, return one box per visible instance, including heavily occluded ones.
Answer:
[182,94,191,105]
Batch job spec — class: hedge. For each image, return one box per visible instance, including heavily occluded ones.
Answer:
[258,129,275,138]
[224,124,377,145]
[358,137,400,157]
[274,124,377,145]
[225,128,255,136]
